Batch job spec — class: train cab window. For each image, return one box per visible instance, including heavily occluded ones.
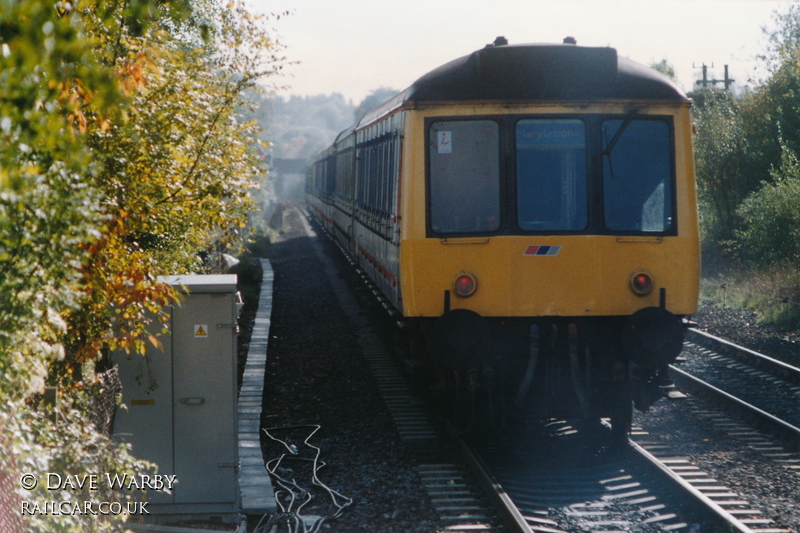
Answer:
[515,119,587,231]
[428,120,501,234]
[602,119,673,233]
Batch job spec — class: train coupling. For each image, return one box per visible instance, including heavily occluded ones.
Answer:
[622,307,685,370]
[428,309,492,372]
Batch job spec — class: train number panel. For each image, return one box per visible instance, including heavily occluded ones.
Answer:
[307,38,700,443]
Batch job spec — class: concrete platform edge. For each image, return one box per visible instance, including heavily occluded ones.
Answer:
[238,259,277,517]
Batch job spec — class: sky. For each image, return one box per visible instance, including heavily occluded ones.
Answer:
[250,0,791,103]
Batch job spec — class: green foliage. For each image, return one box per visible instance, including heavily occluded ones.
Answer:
[0,165,103,396]
[735,144,800,266]
[681,3,800,325]
[649,58,677,82]
[691,4,800,261]
[691,89,751,243]
[62,0,284,366]
[2,387,152,533]
[733,2,800,206]
[1,0,286,529]
[759,2,800,74]
[0,0,110,394]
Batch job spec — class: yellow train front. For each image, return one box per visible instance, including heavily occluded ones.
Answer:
[307,38,700,441]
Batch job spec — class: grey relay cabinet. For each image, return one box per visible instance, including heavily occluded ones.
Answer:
[113,275,241,518]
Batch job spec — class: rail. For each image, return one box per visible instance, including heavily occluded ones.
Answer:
[441,419,533,533]
[686,328,800,383]
[670,366,800,441]
[628,437,765,533]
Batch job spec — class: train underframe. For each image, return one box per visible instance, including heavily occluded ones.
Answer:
[402,307,687,444]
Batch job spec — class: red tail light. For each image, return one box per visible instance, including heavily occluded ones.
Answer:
[453,272,477,297]
[630,271,654,295]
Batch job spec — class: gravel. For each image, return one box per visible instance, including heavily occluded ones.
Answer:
[691,298,800,366]
[248,212,442,532]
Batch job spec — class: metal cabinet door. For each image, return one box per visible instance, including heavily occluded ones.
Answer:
[113,333,175,505]
[171,292,238,504]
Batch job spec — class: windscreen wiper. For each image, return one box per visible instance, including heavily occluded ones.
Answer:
[602,107,639,156]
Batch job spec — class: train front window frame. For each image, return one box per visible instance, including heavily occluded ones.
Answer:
[427,119,502,235]
[424,113,678,238]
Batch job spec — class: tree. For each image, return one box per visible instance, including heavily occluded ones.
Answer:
[759,2,800,75]
[691,89,751,243]
[245,92,356,160]
[63,0,283,369]
[649,58,678,83]
[721,4,800,266]
[0,1,286,530]
[353,86,399,121]
[0,0,118,394]
[690,5,800,255]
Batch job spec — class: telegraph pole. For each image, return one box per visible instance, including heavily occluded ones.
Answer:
[723,65,734,90]
[694,62,712,88]
[693,62,735,90]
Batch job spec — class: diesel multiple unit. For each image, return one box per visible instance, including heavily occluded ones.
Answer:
[307,38,700,441]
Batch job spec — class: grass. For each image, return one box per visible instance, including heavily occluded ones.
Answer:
[701,265,800,330]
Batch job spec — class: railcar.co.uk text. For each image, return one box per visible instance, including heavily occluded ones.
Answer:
[18,473,178,516]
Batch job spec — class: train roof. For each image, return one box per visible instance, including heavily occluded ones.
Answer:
[357,40,688,128]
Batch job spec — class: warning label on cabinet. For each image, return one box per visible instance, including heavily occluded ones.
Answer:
[194,325,208,338]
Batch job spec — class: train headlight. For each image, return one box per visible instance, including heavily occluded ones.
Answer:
[629,270,654,296]
[453,272,478,297]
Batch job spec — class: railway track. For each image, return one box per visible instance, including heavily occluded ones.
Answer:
[476,416,793,533]
[625,328,800,533]
[309,224,507,532]
[628,427,787,533]
[395,321,797,531]
[675,329,800,445]
[304,210,798,532]
[686,329,800,385]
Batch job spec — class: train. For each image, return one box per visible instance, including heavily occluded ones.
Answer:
[306,37,700,442]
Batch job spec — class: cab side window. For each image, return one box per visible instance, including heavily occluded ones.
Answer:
[428,121,501,234]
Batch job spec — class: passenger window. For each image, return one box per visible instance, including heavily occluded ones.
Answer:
[516,119,587,231]
[602,119,673,232]
[429,121,500,234]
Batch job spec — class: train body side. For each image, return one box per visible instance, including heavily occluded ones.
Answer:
[306,115,404,309]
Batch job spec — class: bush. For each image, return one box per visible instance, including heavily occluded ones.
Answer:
[2,382,151,533]
[735,144,800,266]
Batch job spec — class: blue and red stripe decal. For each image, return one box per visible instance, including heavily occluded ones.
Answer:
[523,245,562,256]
